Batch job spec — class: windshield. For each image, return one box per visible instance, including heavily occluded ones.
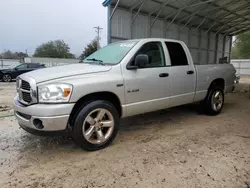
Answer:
[7,63,20,69]
[83,41,137,65]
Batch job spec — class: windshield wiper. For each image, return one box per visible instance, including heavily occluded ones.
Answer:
[86,58,104,65]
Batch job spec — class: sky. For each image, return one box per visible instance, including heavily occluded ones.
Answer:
[0,0,107,56]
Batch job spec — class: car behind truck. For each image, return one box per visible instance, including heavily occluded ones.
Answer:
[13,38,236,151]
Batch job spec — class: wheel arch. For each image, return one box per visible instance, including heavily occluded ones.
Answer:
[68,91,122,128]
[208,78,225,91]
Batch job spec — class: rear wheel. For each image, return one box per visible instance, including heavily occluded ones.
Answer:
[73,100,119,151]
[3,74,11,82]
[203,86,224,116]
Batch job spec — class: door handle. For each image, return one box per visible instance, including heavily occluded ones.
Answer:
[159,73,169,77]
[187,70,194,75]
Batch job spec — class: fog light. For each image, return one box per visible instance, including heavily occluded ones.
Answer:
[33,119,44,129]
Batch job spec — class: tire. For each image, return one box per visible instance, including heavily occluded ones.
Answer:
[73,100,120,151]
[2,74,12,82]
[203,86,224,116]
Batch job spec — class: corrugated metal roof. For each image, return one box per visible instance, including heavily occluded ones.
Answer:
[103,0,250,36]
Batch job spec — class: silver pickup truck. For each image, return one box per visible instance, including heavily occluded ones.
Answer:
[14,38,236,151]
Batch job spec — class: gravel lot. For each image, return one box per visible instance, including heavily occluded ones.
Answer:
[0,78,250,188]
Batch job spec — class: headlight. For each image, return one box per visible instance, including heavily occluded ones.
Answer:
[38,83,73,103]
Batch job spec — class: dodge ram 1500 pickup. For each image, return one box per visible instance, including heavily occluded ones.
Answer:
[14,38,236,151]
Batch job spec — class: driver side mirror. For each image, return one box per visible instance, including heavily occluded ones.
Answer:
[127,54,149,70]
[135,54,149,68]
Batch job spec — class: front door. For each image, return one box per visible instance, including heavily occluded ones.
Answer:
[123,41,171,117]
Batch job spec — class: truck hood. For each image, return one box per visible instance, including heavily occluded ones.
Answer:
[22,63,112,83]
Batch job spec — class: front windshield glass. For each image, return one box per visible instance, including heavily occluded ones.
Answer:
[8,63,20,69]
[83,41,137,65]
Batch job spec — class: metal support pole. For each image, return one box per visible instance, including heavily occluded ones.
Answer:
[163,18,167,38]
[188,27,191,47]
[109,0,120,20]
[231,26,250,36]
[215,3,250,22]
[107,5,111,44]
[130,0,144,11]
[181,14,195,30]
[229,36,232,63]
[148,15,152,37]
[131,0,147,24]
[219,22,250,33]
[94,26,103,49]
[198,29,202,64]
[225,36,231,43]
[207,32,210,64]
[163,0,196,20]
[221,27,236,37]
[196,18,206,30]
[214,34,219,64]
[166,10,181,32]
[149,0,174,15]
[185,0,215,8]
[205,22,216,35]
[199,0,238,21]
[178,21,181,40]
[130,9,133,39]
[214,25,226,36]
[218,27,235,41]
[150,0,172,28]
[222,36,226,57]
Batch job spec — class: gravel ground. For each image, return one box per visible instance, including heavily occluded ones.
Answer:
[0,78,250,188]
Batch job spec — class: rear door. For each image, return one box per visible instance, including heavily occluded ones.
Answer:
[165,41,196,107]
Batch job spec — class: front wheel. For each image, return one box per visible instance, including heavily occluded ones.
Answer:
[203,87,224,116]
[2,74,12,82]
[73,100,119,151]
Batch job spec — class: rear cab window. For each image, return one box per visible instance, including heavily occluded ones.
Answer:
[165,42,188,66]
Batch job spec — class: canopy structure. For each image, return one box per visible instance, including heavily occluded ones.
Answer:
[103,0,250,64]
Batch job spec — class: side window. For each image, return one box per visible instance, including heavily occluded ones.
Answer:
[165,42,188,66]
[135,42,165,68]
[16,64,27,70]
[28,64,38,68]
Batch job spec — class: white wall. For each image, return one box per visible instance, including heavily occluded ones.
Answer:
[24,57,79,67]
[0,59,20,68]
[231,59,250,75]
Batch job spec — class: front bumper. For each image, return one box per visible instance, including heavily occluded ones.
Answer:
[13,96,75,133]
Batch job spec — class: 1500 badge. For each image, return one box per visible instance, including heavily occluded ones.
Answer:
[127,89,139,93]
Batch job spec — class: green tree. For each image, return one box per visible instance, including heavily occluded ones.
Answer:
[231,46,240,59]
[33,40,75,58]
[232,32,250,59]
[79,39,99,60]
[0,50,28,59]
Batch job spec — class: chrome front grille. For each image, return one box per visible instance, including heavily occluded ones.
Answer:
[21,80,31,91]
[16,76,37,105]
[22,90,32,103]
[20,80,32,103]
